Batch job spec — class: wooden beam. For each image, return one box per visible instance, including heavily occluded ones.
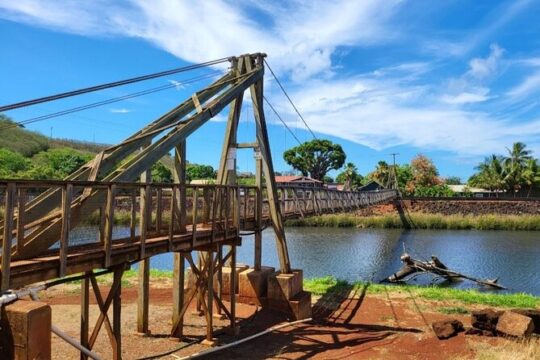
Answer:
[80,272,90,360]
[1,183,16,291]
[171,252,185,339]
[59,183,73,277]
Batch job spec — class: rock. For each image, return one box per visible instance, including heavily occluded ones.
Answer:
[471,309,501,332]
[432,319,464,339]
[512,309,540,334]
[496,311,535,337]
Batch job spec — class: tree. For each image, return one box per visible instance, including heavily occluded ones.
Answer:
[368,161,391,186]
[323,175,334,184]
[0,148,30,178]
[151,161,173,183]
[27,148,92,179]
[522,158,540,197]
[468,155,506,194]
[503,142,532,195]
[186,163,216,182]
[444,176,462,185]
[283,139,346,181]
[336,162,363,190]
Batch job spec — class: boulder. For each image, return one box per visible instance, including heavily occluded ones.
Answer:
[471,309,502,332]
[432,319,464,339]
[496,311,535,337]
[512,309,540,334]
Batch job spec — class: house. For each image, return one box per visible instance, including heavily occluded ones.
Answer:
[447,184,496,198]
[358,180,386,192]
[274,175,323,188]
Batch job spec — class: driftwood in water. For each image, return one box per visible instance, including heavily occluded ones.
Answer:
[384,253,506,290]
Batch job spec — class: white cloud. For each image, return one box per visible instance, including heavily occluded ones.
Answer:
[110,108,131,114]
[441,88,490,105]
[0,0,403,80]
[467,44,504,79]
[507,71,540,98]
[168,80,184,90]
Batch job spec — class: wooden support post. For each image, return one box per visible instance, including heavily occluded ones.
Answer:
[254,148,262,270]
[104,184,116,268]
[113,267,123,360]
[174,142,187,233]
[156,187,162,235]
[2,183,15,291]
[130,191,136,242]
[138,163,151,335]
[172,252,185,339]
[216,245,223,315]
[16,187,25,253]
[206,251,214,343]
[137,259,150,335]
[80,272,90,360]
[59,183,72,278]
[230,244,237,333]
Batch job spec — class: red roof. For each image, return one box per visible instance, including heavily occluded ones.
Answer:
[275,176,322,183]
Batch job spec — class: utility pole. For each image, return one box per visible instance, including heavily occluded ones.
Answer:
[389,152,399,190]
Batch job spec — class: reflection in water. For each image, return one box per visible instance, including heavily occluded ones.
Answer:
[67,226,540,295]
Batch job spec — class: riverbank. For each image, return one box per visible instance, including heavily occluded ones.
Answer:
[286,213,540,230]
[41,273,540,359]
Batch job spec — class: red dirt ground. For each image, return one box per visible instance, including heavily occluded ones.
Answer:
[37,283,519,360]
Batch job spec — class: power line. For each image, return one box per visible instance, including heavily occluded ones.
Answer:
[263,59,317,140]
[263,96,302,145]
[0,57,231,112]
[0,71,223,131]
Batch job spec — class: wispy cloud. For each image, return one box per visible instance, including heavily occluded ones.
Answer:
[507,71,540,98]
[110,108,131,114]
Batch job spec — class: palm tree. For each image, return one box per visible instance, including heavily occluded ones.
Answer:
[470,155,506,195]
[342,162,357,190]
[503,142,532,195]
[371,161,390,187]
[522,158,540,197]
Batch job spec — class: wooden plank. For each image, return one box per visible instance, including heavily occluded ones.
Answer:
[139,185,150,258]
[137,258,150,334]
[104,184,116,268]
[172,252,185,338]
[174,142,187,233]
[206,251,214,342]
[130,191,136,242]
[156,187,162,235]
[254,151,262,270]
[1,183,16,291]
[15,188,25,253]
[80,272,90,360]
[191,189,198,248]
[230,244,236,332]
[59,183,73,277]
[113,267,123,360]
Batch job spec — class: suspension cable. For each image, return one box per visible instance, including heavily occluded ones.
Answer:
[0,57,231,112]
[263,96,302,145]
[263,59,317,140]
[0,71,223,131]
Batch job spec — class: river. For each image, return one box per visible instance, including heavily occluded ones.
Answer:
[142,227,540,296]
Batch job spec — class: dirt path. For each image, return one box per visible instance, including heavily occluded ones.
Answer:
[40,285,525,359]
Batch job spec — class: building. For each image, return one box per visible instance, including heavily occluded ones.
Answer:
[274,175,323,188]
[358,180,386,192]
[447,184,496,198]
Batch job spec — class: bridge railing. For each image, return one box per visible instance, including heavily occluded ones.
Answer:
[0,180,396,290]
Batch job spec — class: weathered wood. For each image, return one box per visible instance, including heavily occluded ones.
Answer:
[112,267,123,360]
[171,252,185,339]
[137,259,150,334]
[59,183,73,277]
[254,150,262,270]
[104,184,116,268]
[1,183,16,290]
[16,188,25,252]
[130,191,136,242]
[80,272,90,360]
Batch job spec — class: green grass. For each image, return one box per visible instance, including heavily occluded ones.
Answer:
[287,213,540,231]
[437,306,469,314]
[303,276,540,308]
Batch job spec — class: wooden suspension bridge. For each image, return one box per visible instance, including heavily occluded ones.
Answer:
[0,53,396,359]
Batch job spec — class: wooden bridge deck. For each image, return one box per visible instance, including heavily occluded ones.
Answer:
[1,180,396,290]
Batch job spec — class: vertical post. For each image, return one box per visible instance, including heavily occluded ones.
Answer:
[206,251,214,342]
[254,149,262,270]
[137,260,150,335]
[138,165,151,335]
[104,184,116,268]
[16,187,25,252]
[80,272,90,360]
[156,187,162,235]
[112,267,123,360]
[130,190,136,242]
[1,183,15,291]
[229,244,236,333]
[172,252,185,339]
[173,142,187,337]
[59,183,73,278]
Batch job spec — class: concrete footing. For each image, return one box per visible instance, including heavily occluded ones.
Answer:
[0,300,51,360]
[214,263,249,295]
[238,266,275,304]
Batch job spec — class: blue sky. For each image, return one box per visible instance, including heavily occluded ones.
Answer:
[1,0,540,181]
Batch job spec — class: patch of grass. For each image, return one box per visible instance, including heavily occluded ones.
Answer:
[438,306,469,314]
[287,213,540,231]
[303,277,540,308]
